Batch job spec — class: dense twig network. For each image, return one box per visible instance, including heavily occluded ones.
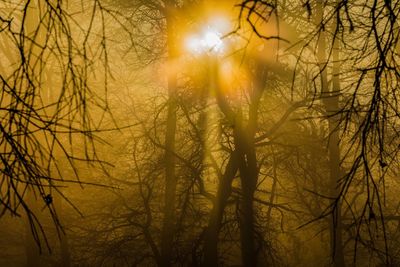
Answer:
[239,0,400,264]
[0,0,114,248]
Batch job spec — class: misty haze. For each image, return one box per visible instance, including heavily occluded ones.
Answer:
[0,0,399,266]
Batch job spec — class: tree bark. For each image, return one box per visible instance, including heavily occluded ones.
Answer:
[202,151,239,267]
[235,121,258,267]
[236,54,268,267]
[160,1,178,266]
[316,1,345,266]
[328,22,345,267]
[213,58,266,266]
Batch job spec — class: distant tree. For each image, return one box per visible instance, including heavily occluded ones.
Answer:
[238,0,400,265]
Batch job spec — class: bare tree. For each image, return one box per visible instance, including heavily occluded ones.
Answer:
[238,0,400,265]
[0,0,117,253]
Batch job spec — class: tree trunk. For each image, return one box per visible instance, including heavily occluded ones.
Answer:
[237,55,268,267]
[160,1,178,266]
[202,151,239,267]
[235,123,258,267]
[316,1,345,266]
[208,30,268,267]
[328,21,345,267]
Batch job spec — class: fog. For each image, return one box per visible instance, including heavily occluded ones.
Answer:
[0,0,399,266]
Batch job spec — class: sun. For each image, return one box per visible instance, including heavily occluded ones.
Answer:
[184,15,232,55]
[185,28,224,54]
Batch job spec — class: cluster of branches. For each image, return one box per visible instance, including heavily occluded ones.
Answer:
[0,0,115,249]
[64,1,314,265]
[238,0,400,264]
[4,0,397,265]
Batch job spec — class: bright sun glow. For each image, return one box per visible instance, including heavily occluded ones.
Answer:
[203,31,223,51]
[185,15,231,54]
[185,26,226,54]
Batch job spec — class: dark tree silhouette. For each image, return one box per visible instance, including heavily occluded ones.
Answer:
[0,0,116,251]
[4,0,397,266]
[238,0,400,265]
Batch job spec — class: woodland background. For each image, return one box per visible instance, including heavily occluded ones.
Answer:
[0,0,399,266]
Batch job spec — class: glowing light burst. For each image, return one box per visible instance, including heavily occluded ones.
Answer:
[185,28,224,54]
